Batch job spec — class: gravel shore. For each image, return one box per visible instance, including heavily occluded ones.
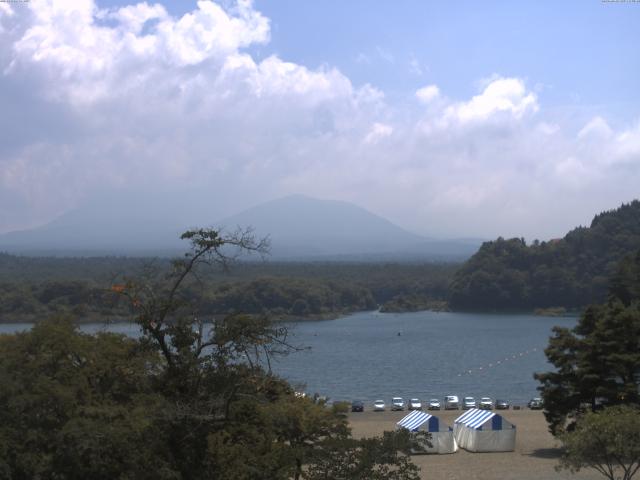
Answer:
[348,409,601,480]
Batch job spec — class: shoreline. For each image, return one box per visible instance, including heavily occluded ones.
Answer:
[0,307,581,325]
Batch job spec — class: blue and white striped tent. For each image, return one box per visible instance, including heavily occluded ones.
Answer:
[396,410,457,454]
[453,408,516,452]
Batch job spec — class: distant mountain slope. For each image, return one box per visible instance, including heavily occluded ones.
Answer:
[217,195,424,257]
[449,200,640,311]
[217,195,478,259]
[0,193,479,259]
[0,189,218,255]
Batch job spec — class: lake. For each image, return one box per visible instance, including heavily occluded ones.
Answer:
[271,310,576,405]
[0,310,576,405]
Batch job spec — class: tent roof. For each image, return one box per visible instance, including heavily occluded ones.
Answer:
[454,408,500,430]
[397,410,433,431]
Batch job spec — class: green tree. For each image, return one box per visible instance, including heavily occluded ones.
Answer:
[0,228,423,479]
[0,317,172,479]
[558,405,640,480]
[304,429,423,480]
[535,251,640,435]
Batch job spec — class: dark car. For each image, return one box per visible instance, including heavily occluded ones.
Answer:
[351,400,364,412]
[495,399,510,410]
[528,397,543,409]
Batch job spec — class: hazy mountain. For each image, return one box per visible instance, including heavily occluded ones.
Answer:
[0,189,217,256]
[216,195,479,259]
[0,193,480,259]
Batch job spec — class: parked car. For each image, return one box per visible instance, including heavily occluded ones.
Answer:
[408,398,422,410]
[391,397,405,411]
[528,397,544,409]
[444,395,459,410]
[479,397,493,410]
[463,396,477,409]
[495,399,510,410]
[373,400,385,411]
[428,398,441,410]
[351,400,364,412]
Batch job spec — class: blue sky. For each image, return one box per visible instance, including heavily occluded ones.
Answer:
[98,0,640,123]
[0,0,639,239]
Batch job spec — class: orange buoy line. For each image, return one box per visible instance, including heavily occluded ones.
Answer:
[456,347,540,377]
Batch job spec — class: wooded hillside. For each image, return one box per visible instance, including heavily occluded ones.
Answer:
[449,201,640,311]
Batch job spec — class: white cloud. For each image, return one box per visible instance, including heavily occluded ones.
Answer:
[415,84,439,104]
[612,122,640,163]
[108,3,169,34]
[364,122,393,144]
[0,3,14,18]
[554,156,596,188]
[536,122,560,135]
[444,77,538,124]
[578,116,613,140]
[0,0,637,240]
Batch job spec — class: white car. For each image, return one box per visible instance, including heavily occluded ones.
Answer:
[408,398,422,410]
[428,398,441,410]
[444,395,459,410]
[373,400,385,411]
[479,397,493,410]
[463,396,477,409]
[391,397,405,411]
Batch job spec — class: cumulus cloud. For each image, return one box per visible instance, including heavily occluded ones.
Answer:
[444,77,538,124]
[578,116,613,140]
[0,0,638,239]
[415,84,439,104]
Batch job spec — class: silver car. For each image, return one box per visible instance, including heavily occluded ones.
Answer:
[428,398,441,410]
[463,396,477,409]
[444,395,459,410]
[391,397,405,411]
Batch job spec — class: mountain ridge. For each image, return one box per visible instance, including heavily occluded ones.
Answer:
[0,193,479,259]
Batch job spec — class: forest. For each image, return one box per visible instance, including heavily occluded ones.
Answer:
[449,201,640,311]
[2,201,640,322]
[0,254,457,323]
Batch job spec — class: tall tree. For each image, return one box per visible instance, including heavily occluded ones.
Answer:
[0,228,424,479]
[535,250,640,435]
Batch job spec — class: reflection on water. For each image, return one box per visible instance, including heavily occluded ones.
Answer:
[0,310,576,405]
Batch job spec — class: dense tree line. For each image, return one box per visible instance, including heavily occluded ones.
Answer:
[0,256,457,322]
[449,200,640,311]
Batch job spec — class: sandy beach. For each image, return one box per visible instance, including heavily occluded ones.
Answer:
[348,409,602,480]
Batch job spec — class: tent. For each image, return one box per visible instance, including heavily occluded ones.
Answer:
[396,410,457,454]
[453,408,516,452]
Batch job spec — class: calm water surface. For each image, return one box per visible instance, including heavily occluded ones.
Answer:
[272,310,576,405]
[0,311,576,405]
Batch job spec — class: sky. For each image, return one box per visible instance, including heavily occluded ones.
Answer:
[0,0,639,240]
